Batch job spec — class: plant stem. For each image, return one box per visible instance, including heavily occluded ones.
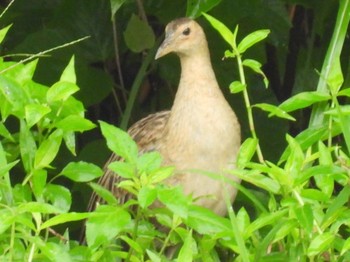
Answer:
[235,52,264,163]
[120,38,161,130]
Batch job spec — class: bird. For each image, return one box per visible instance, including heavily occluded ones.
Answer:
[87,17,241,217]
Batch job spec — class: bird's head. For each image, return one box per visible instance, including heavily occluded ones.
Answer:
[155,18,207,59]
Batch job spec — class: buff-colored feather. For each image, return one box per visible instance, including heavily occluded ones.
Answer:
[88,17,241,216]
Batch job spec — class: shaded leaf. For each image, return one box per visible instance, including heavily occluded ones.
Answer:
[123,14,155,53]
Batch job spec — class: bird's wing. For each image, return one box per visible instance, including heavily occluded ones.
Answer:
[87,110,170,212]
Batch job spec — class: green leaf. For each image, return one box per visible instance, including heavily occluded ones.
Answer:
[25,103,51,128]
[279,91,330,113]
[0,122,14,141]
[307,232,335,256]
[99,121,138,163]
[89,182,118,206]
[323,186,350,226]
[18,202,63,214]
[119,235,143,254]
[86,205,131,248]
[136,151,162,173]
[186,206,231,235]
[47,81,80,103]
[55,115,96,132]
[232,169,280,194]
[178,230,194,261]
[0,208,15,234]
[19,120,37,172]
[0,74,28,117]
[285,134,304,180]
[242,59,269,88]
[236,137,258,169]
[294,204,313,234]
[246,210,288,236]
[253,103,295,121]
[186,0,221,18]
[43,184,72,213]
[296,165,345,186]
[108,161,135,179]
[123,14,155,53]
[138,186,157,209]
[327,57,343,94]
[110,0,127,17]
[236,207,250,234]
[237,29,270,54]
[0,24,12,44]
[34,129,63,169]
[146,249,161,262]
[338,87,350,97]
[41,212,91,229]
[63,131,76,156]
[60,56,76,83]
[60,161,103,182]
[16,59,38,85]
[229,81,246,94]
[32,169,47,198]
[158,186,190,219]
[202,13,234,48]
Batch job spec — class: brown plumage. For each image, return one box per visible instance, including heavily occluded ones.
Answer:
[87,17,241,217]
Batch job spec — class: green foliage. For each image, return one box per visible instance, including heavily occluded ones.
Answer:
[1,0,350,261]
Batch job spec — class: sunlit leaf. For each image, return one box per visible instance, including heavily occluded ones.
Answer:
[237,29,270,53]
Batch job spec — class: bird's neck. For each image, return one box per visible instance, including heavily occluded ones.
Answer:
[175,49,222,103]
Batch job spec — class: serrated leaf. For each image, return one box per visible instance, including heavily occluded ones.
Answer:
[61,161,103,182]
[253,103,295,121]
[237,29,270,53]
[123,14,155,53]
[203,13,234,48]
[99,121,138,163]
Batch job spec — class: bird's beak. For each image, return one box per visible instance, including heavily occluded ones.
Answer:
[155,33,174,60]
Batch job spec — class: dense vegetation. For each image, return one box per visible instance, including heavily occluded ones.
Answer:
[0,0,349,261]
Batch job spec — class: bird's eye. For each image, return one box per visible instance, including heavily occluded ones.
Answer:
[182,27,191,36]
